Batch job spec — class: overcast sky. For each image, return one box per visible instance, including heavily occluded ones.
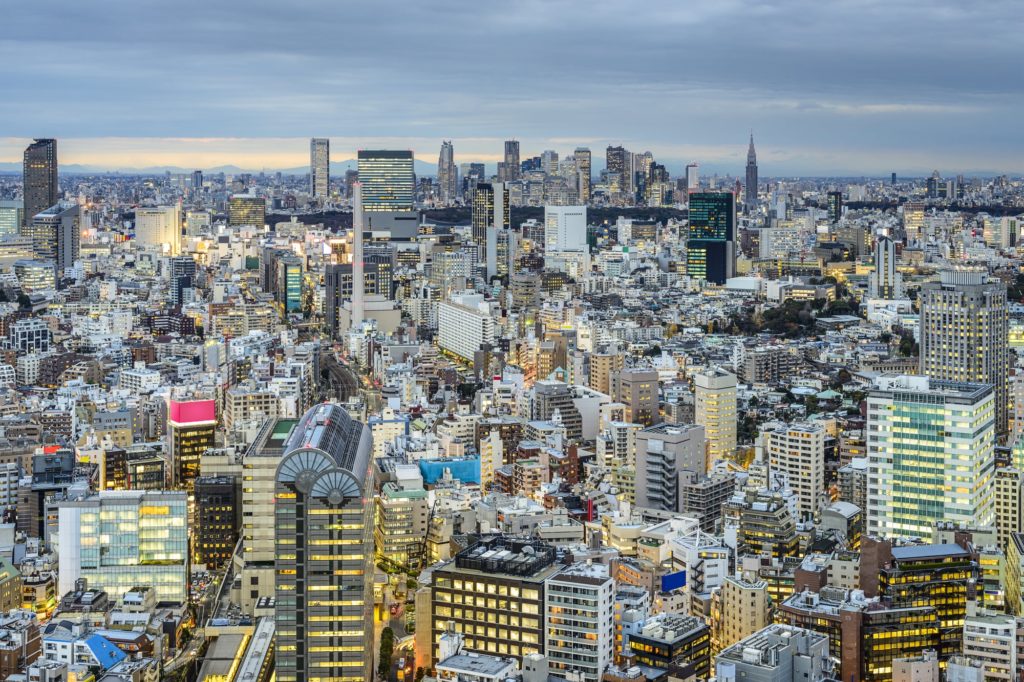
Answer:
[2,0,1021,175]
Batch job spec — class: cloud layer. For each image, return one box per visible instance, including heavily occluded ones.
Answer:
[1,0,1021,175]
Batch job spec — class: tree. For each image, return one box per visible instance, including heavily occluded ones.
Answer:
[379,627,395,678]
[16,293,30,309]
[415,668,426,682]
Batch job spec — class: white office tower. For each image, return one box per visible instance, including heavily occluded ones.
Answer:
[868,235,904,299]
[437,140,457,204]
[867,375,995,539]
[544,564,614,682]
[487,182,508,281]
[134,205,181,254]
[694,368,737,471]
[544,205,587,252]
[686,163,699,191]
[437,291,495,361]
[310,137,329,198]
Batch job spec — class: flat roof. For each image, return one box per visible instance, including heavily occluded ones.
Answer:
[891,543,971,561]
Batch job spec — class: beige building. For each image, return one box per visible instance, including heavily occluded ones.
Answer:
[375,466,429,568]
[612,367,660,426]
[224,384,279,433]
[711,575,771,654]
[996,468,1024,552]
[763,421,827,522]
[590,351,625,396]
[694,369,737,470]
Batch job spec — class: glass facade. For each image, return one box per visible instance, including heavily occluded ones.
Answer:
[357,150,415,212]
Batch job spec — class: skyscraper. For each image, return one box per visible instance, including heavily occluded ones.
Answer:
[274,403,374,682]
[437,140,457,204]
[310,137,330,198]
[503,140,520,181]
[357,149,415,212]
[606,146,628,202]
[826,190,843,223]
[24,203,79,277]
[22,139,58,226]
[574,147,592,203]
[686,163,700,192]
[745,133,758,209]
[867,375,995,538]
[919,268,1010,433]
[868,235,904,299]
[541,149,559,175]
[470,182,509,279]
[686,192,736,284]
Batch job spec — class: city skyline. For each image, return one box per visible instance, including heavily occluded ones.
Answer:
[2,0,1022,175]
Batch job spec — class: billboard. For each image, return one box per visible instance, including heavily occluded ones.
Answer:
[661,570,687,592]
[169,399,216,424]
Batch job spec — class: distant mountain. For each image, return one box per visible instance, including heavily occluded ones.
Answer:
[0,159,441,176]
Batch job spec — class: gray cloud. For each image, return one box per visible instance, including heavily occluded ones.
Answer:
[1,0,1022,174]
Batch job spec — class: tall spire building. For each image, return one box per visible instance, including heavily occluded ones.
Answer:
[745,134,758,210]
[437,140,457,204]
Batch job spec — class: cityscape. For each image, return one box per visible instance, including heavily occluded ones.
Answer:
[3,2,1024,682]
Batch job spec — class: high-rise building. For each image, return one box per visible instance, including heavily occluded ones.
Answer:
[634,423,706,512]
[544,564,615,682]
[503,140,520,181]
[544,205,587,252]
[612,367,660,426]
[228,195,266,228]
[274,403,374,682]
[903,201,926,242]
[694,368,737,470]
[169,255,197,307]
[826,190,843,223]
[193,475,238,569]
[192,169,203,191]
[437,140,457,204]
[541,149,559,175]
[628,614,711,679]
[606,146,629,200]
[310,137,330,198]
[763,422,826,522]
[868,235,904,299]
[167,397,217,489]
[685,163,699,192]
[712,576,772,653]
[56,490,189,604]
[867,375,995,538]
[0,200,24,237]
[744,134,758,209]
[135,205,182,254]
[471,182,509,279]
[574,147,592,203]
[437,292,495,361]
[23,203,79,278]
[686,192,736,284]
[919,268,1009,433]
[22,139,58,227]
[357,149,415,211]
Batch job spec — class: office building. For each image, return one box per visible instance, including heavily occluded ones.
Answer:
[611,368,660,426]
[192,169,203,191]
[12,259,55,293]
[544,205,587,252]
[0,200,24,236]
[712,576,772,654]
[56,490,189,604]
[826,191,843,223]
[169,255,196,307]
[960,614,1023,681]
[686,163,699,192]
[635,423,705,512]
[686,192,736,284]
[606,146,630,200]
[503,140,520,181]
[628,614,711,679]
[744,134,758,209]
[472,182,509,279]
[438,140,457,204]
[310,137,330,198]
[228,195,266,228]
[724,489,800,559]
[374,465,429,568]
[575,147,592,203]
[194,475,238,569]
[134,205,181,254]
[996,468,1024,552]
[544,563,615,682]
[694,368,737,470]
[717,625,831,682]
[763,422,826,522]
[438,292,495,361]
[274,403,374,682]
[22,139,58,226]
[24,203,79,275]
[868,235,904,299]
[357,149,415,212]
[430,536,560,667]
[167,397,217,489]
[867,375,995,538]
[919,268,1009,433]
